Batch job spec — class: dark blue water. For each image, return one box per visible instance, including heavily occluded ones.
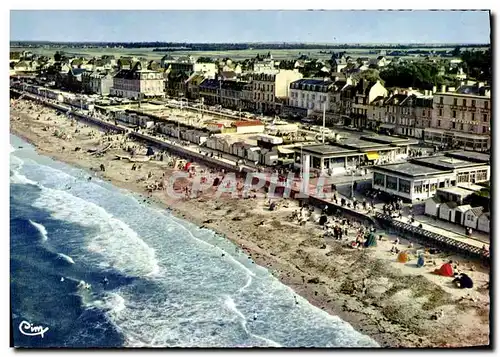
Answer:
[10,135,378,348]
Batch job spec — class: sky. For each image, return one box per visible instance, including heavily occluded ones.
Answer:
[10,10,491,44]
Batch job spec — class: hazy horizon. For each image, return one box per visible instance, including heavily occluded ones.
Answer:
[11,10,491,44]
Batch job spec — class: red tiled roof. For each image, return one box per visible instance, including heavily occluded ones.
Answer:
[233,120,263,127]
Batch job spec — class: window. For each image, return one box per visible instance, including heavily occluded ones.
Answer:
[457,172,469,183]
[422,111,425,117]
[462,99,467,106]
[399,179,411,194]
[483,126,487,133]
[374,172,385,186]
[472,100,476,107]
[439,181,445,188]
[483,114,488,122]
[453,98,457,106]
[438,109,443,116]
[430,183,437,191]
[484,101,489,109]
[438,120,441,127]
[386,176,398,190]
[452,111,456,118]
[476,170,488,181]
[472,113,475,121]
[414,182,423,193]
[440,97,443,104]
[452,122,456,129]
[460,123,464,130]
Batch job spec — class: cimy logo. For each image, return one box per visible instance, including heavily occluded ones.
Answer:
[18,320,49,338]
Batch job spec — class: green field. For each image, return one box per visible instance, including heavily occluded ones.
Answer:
[12,46,488,61]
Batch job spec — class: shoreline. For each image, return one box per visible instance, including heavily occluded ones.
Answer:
[10,98,490,348]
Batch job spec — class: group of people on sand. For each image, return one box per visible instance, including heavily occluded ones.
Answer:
[432,260,475,289]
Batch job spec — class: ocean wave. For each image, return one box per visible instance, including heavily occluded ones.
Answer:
[29,219,48,241]
[224,295,282,347]
[32,187,160,278]
[57,253,75,264]
[10,171,39,186]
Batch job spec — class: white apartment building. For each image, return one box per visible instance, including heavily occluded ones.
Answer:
[288,78,334,113]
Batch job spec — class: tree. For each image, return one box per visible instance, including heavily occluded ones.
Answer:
[354,69,384,85]
[197,56,214,63]
[54,51,63,62]
[451,46,461,57]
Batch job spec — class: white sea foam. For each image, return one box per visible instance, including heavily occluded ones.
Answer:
[29,220,48,241]
[57,253,75,264]
[87,292,127,315]
[224,295,282,347]
[32,187,160,278]
[10,145,16,153]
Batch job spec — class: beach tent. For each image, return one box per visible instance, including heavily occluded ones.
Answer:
[397,251,409,263]
[364,233,377,248]
[184,162,192,171]
[433,262,454,277]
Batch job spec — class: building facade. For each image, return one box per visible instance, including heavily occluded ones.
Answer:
[110,62,165,99]
[288,79,334,113]
[427,90,491,151]
[251,70,303,115]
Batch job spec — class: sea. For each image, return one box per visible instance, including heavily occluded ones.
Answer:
[9,134,379,348]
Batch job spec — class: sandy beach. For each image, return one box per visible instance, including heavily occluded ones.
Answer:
[10,98,490,348]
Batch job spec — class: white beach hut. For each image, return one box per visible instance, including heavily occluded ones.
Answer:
[463,207,484,231]
[424,196,442,217]
[477,212,490,233]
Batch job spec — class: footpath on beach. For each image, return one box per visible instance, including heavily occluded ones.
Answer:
[11,89,489,261]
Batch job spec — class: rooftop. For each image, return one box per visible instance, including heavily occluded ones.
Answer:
[373,162,451,178]
[298,144,358,157]
[445,150,490,163]
[437,186,476,197]
[361,134,416,145]
[411,155,486,170]
[336,138,390,150]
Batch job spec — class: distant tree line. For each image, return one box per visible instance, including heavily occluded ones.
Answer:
[11,41,490,51]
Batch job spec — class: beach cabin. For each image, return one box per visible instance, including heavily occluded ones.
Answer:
[463,207,484,231]
[439,201,458,222]
[477,212,490,233]
[424,196,442,217]
[246,146,261,163]
[454,204,472,225]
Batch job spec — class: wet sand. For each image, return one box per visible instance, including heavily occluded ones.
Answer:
[10,98,491,348]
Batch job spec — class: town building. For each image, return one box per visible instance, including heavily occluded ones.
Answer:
[82,71,114,96]
[251,70,303,115]
[371,152,490,202]
[110,62,165,99]
[349,79,388,128]
[288,78,334,115]
[426,85,491,151]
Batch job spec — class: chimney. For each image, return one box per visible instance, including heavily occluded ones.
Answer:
[441,85,446,93]
[432,85,437,93]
